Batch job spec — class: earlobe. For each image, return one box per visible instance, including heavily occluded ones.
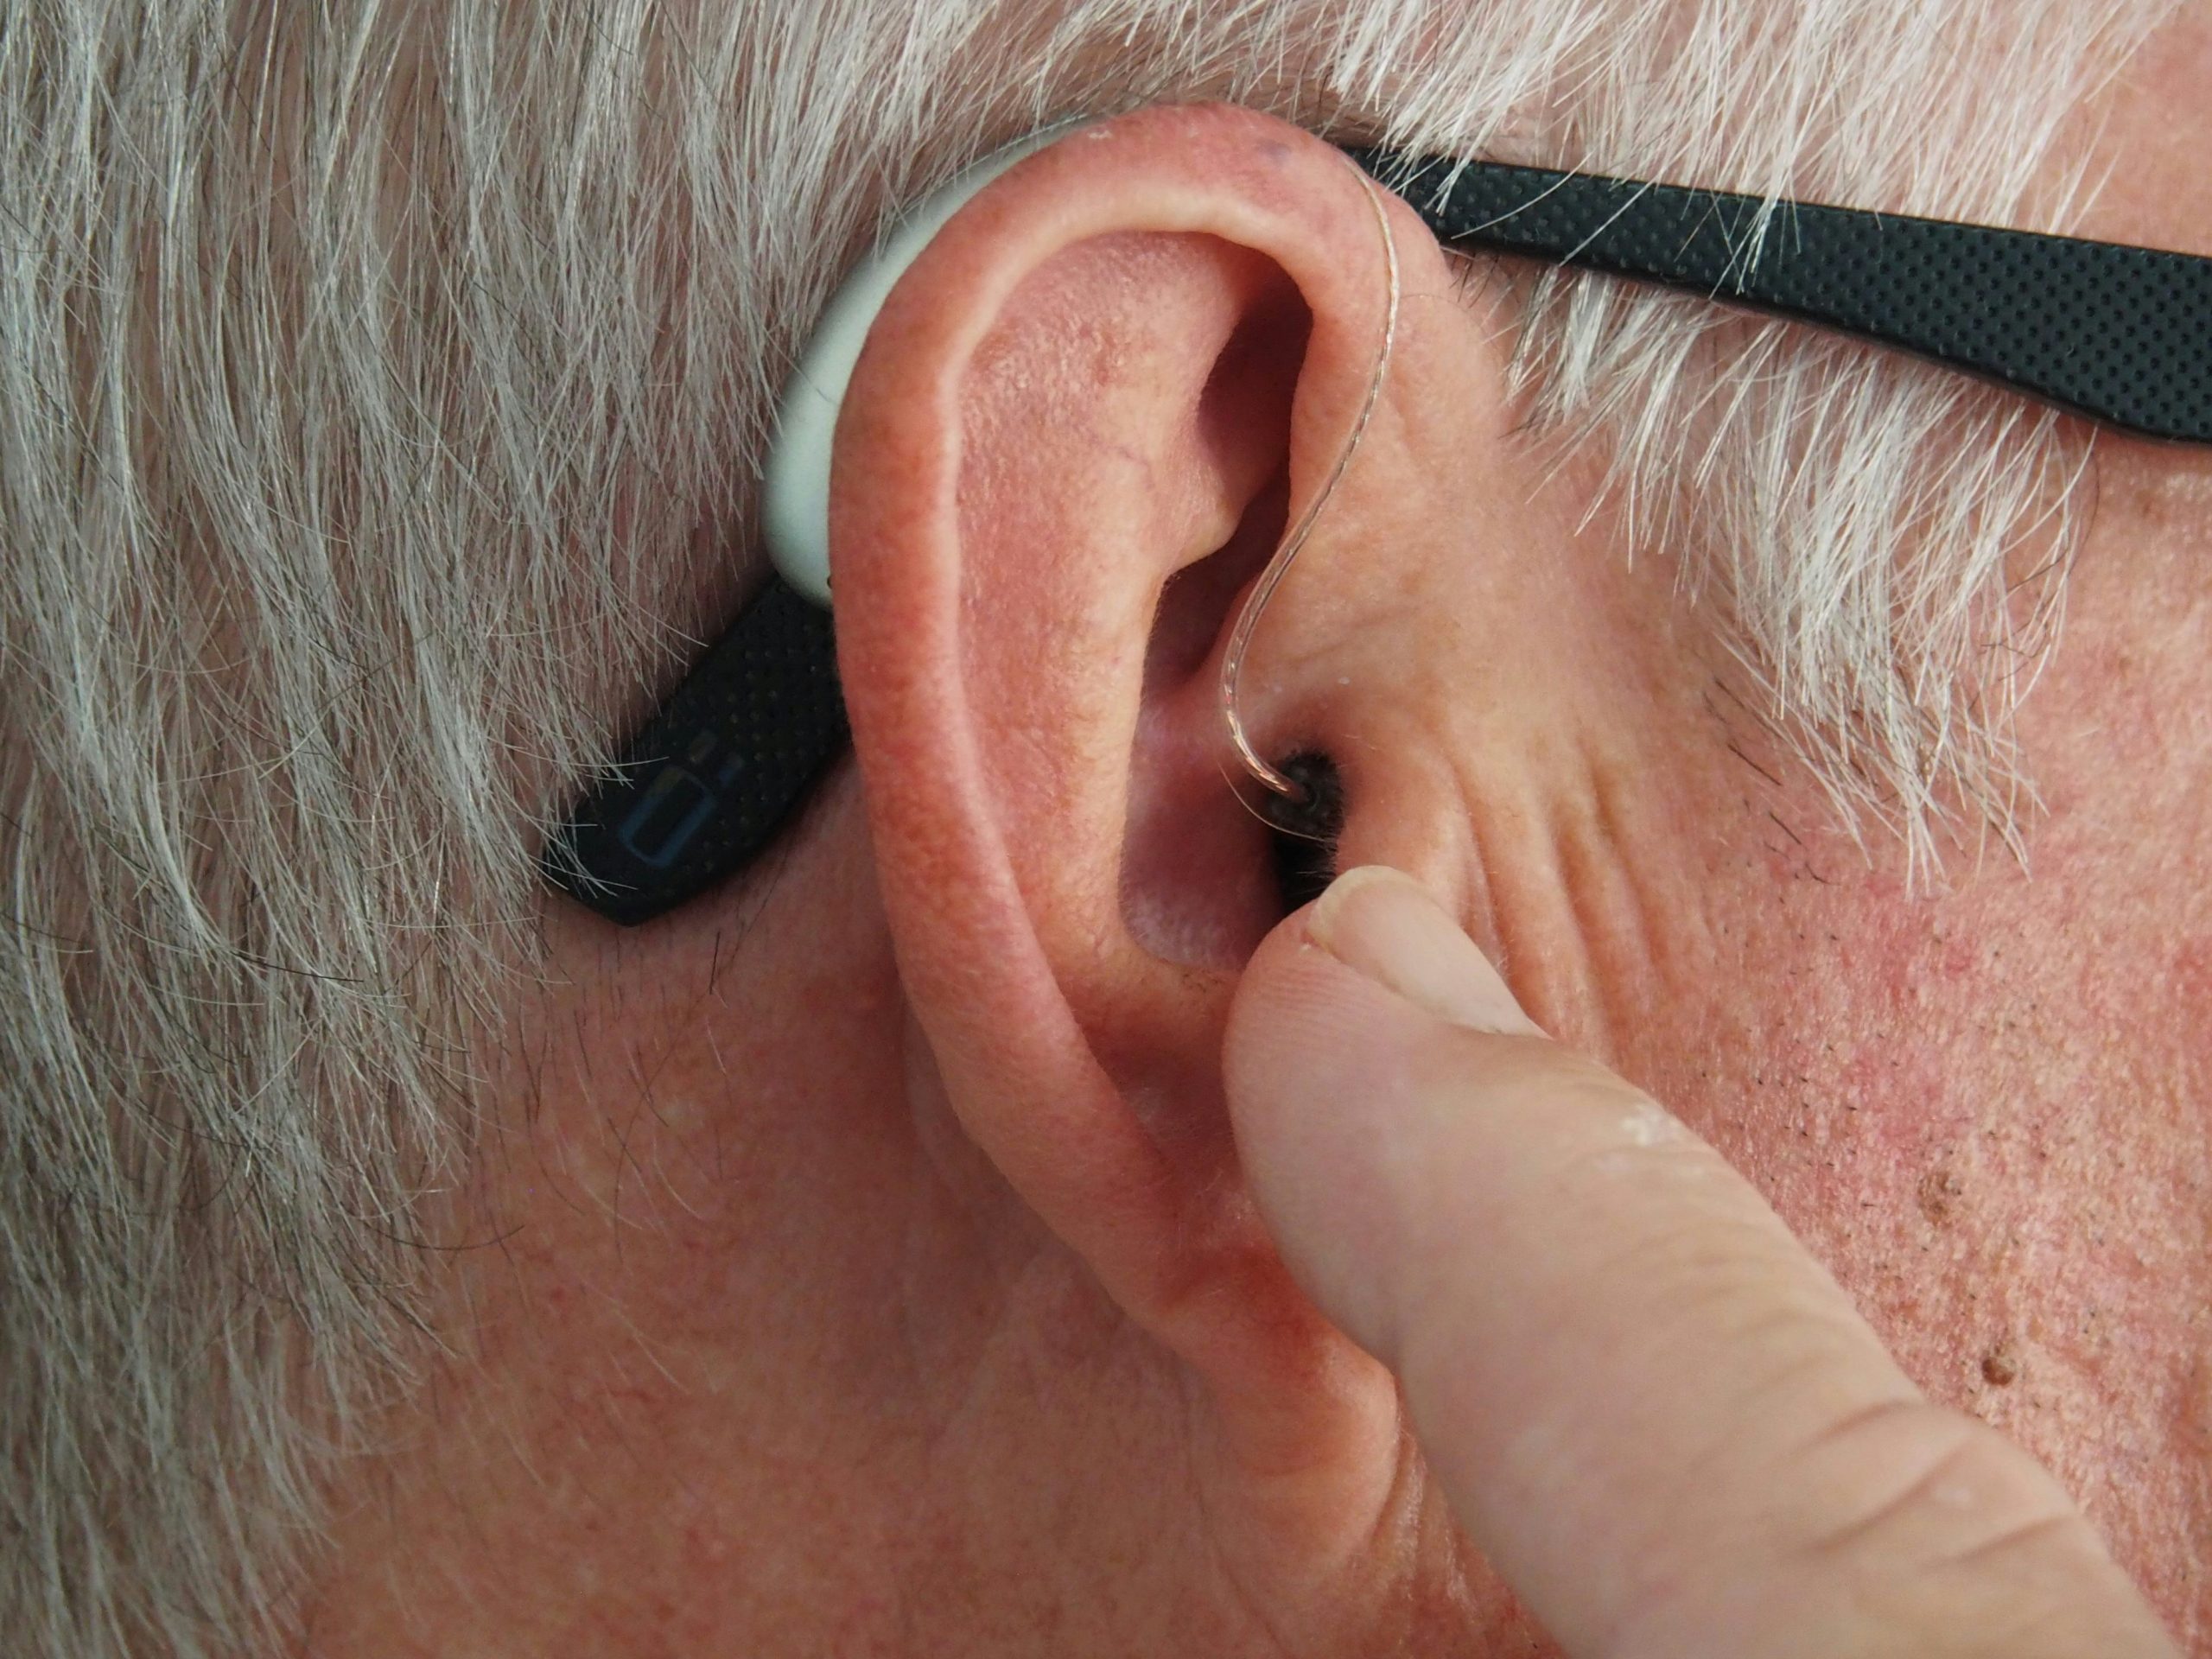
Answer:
[823,105,1449,1465]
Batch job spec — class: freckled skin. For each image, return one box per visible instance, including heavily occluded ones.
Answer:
[304,46,2212,1659]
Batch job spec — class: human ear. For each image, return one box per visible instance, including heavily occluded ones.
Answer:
[826,103,1508,1471]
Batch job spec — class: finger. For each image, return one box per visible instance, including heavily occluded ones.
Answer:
[1224,865,2175,1659]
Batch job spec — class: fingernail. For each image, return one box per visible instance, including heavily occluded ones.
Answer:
[1305,866,1536,1034]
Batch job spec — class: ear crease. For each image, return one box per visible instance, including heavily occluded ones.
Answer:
[1192,267,1310,483]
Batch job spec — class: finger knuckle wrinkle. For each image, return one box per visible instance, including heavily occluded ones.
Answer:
[1796,1405,2081,1574]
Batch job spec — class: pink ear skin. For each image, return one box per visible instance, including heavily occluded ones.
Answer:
[825,104,1459,1583]
[821,97,1675,1633]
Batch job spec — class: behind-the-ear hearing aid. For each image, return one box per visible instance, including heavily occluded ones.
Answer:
[540,126,1087,925]
[543,118,2212,927]
[761,121,1093,607]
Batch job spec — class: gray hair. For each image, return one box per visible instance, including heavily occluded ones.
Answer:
[0,1,2173,1651]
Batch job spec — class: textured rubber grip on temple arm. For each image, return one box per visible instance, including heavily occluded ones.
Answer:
[540,577,849,926]
[1344,152,2212,445]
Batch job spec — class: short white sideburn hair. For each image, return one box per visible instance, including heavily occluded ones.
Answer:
[0,1,2176,1652]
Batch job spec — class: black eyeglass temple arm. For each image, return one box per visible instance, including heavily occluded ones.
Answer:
[1346,152,2212,445]
[543,148,2212,926]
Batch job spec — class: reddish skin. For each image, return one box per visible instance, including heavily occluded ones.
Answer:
[305,33,2212,1659]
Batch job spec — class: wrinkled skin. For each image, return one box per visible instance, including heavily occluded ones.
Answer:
[303,18,2211,1657]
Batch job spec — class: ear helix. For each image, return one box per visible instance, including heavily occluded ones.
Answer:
[543,124,1083,925]
[763,117,1395,778]
[761,119,1389,921]
[551,118,1385,927]
[761,120,1092,607]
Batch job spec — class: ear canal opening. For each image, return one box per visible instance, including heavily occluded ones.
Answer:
[1261,752,1344,912]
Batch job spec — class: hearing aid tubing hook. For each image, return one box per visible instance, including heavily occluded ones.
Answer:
[760,124,1400,803]
[1218,163,1402,804]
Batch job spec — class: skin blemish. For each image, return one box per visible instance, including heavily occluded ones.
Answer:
[1917,1164,1964,1228]
[1981,1340,2023,1388]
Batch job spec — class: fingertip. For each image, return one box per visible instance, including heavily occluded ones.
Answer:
[1303,866,1537,1035]
[1224,895,1462,1358]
